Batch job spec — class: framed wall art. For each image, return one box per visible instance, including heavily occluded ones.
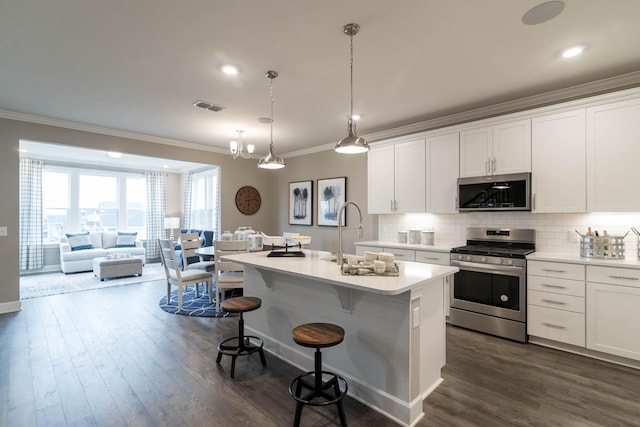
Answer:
[317,177,346,227]
[289,180,313,225]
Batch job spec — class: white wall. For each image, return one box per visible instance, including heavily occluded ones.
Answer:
[378,212,640,258]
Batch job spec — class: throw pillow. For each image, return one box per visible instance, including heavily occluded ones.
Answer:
[66,232,94,251]
[116,231,138,248]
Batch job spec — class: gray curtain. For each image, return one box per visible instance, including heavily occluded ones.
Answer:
[19,158,44,271]
[145,172,167,260]
[183,172,193,229]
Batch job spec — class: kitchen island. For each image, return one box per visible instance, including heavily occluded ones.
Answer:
[221,249,458,426]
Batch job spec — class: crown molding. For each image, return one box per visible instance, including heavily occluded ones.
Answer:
[360,71,640,143]
[0,109,229,155]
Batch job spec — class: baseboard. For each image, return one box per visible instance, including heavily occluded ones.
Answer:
[0,300,22,314]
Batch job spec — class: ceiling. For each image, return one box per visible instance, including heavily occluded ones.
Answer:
[2,1,640,160]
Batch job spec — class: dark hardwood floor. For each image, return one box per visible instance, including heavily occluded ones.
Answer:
[1,280,639,426]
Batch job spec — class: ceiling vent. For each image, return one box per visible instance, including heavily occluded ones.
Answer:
[192,100,225,112]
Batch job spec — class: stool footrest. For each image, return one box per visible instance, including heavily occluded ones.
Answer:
[216,335,267,378]
[289,370,348,406]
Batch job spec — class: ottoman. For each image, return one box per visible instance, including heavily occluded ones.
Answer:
[93,256,143,281]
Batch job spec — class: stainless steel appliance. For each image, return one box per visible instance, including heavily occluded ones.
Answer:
[457,172,531,211]
[449,227,535,342]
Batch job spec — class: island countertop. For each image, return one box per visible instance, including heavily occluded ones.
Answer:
[221,249,458,295]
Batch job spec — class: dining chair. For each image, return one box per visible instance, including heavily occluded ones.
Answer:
[158,239,213,311]
[179,232,216,272]
[213,239,249,312]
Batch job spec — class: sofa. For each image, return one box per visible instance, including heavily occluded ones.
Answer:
[60,231,146,273]
[174,229,215,268]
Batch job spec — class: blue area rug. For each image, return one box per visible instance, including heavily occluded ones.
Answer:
[159,284,239,317]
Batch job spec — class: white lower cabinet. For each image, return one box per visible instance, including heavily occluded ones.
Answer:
[527,261,585,346]
[586,266,640,361]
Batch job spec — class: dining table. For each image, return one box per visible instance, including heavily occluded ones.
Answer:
[194,245,215,259]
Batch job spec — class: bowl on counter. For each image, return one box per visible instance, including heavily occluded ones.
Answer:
[261,234,286,247]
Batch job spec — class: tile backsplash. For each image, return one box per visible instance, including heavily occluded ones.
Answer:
[377,212,640,258]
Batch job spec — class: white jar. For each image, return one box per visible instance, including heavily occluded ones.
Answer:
[248,234,263,252]
[409,229,421,244]
[221,230,234,241]
[398,231,408,243]
[422,231,435,245]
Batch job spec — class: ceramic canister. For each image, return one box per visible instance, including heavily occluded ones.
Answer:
[422,231,435,245]
[409,229,421,244]
[398,231,408,243]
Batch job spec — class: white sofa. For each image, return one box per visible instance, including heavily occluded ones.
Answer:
[60,231,146,273]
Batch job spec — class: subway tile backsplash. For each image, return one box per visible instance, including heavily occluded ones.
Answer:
[377,212,640,258]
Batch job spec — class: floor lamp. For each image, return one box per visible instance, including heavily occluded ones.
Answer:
[164,217,180,241]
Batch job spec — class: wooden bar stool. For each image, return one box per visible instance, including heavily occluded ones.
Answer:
[288,322,348,427]
[216,296,267,378]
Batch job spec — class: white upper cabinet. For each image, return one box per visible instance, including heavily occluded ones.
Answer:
[427,132,459,213]
[531,109,586,213]
[459,119,531,177]
[367,139,426,214]
[587,98,640,212]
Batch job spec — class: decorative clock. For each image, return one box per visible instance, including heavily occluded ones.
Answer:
[235,185,261,215]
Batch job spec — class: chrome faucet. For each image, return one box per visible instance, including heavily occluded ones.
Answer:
[337,201,364,266]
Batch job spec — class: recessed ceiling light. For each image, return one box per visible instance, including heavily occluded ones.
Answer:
[220,64,239,75]
[522,1,565,25]
[107,151,122,158]
[562,45,585,58]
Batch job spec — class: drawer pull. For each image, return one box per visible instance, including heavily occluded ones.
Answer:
[421,257,440,261]
[542,299,566,305]
[394,254,405,257]
[608,275,639,281]
[542,322,566,330]
[542,284,566,289]
[542,269,566,273]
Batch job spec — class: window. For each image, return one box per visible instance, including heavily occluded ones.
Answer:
[42,167,147,243]
[189,168,221,234]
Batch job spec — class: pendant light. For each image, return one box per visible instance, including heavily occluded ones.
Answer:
[334,23,369,154]
[258,70,286,169]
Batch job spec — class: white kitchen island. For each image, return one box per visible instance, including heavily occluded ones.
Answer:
[221,249,458,426]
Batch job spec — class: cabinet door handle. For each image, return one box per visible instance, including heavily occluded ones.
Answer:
[533,193,536,210]
[421,257,440,261]
[492,157,496,174]
[542,269,566,273]
[542,299,566,305]
[542,284,566,289]
[542,322,566,330]
[390,200,394,212]
[608,275,639,281]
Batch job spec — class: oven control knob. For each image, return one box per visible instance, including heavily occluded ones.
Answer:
[466,255,473,262]
[507,259,514,265]
[481,256,487,263]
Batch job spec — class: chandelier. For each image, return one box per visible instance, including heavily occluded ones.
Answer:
[229,129,254,160]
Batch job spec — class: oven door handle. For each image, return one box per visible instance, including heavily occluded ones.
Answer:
[450,259,524,274]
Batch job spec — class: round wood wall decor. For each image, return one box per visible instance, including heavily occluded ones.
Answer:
[235,185,261,215]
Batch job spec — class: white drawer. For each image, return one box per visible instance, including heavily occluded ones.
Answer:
[382,248,415,262]
[587,266,640,288]
[527,305,585,347]
[527,275,585,297]
[355,245,379,256]
[528,290,584,313]
[414,250,449,265]
[528,260,585,280]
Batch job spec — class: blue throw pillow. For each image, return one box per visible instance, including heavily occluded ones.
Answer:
[66,232,94,251]
[116,231,137,248]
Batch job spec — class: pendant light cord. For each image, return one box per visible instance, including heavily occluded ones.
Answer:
[349,32,354,120]
[270,75,275,149]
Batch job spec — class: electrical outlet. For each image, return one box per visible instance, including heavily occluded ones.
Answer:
[568,230,578,242]
[0,226,7,237]
[412,307,420,328]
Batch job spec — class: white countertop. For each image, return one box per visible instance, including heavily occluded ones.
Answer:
[222,249,458,295]
[528,252,640,269]
[355,240,453,253]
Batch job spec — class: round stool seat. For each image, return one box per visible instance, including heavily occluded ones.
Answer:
[221,296,261,313]
[292,323,344,348]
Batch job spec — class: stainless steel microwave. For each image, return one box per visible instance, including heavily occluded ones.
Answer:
[457,172,531,211]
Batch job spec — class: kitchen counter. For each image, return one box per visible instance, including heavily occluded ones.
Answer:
[356,240,453,253]
[528,252,640,269]
[221,249,458,426]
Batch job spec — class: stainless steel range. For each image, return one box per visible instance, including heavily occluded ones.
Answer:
[449,227,535,343]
